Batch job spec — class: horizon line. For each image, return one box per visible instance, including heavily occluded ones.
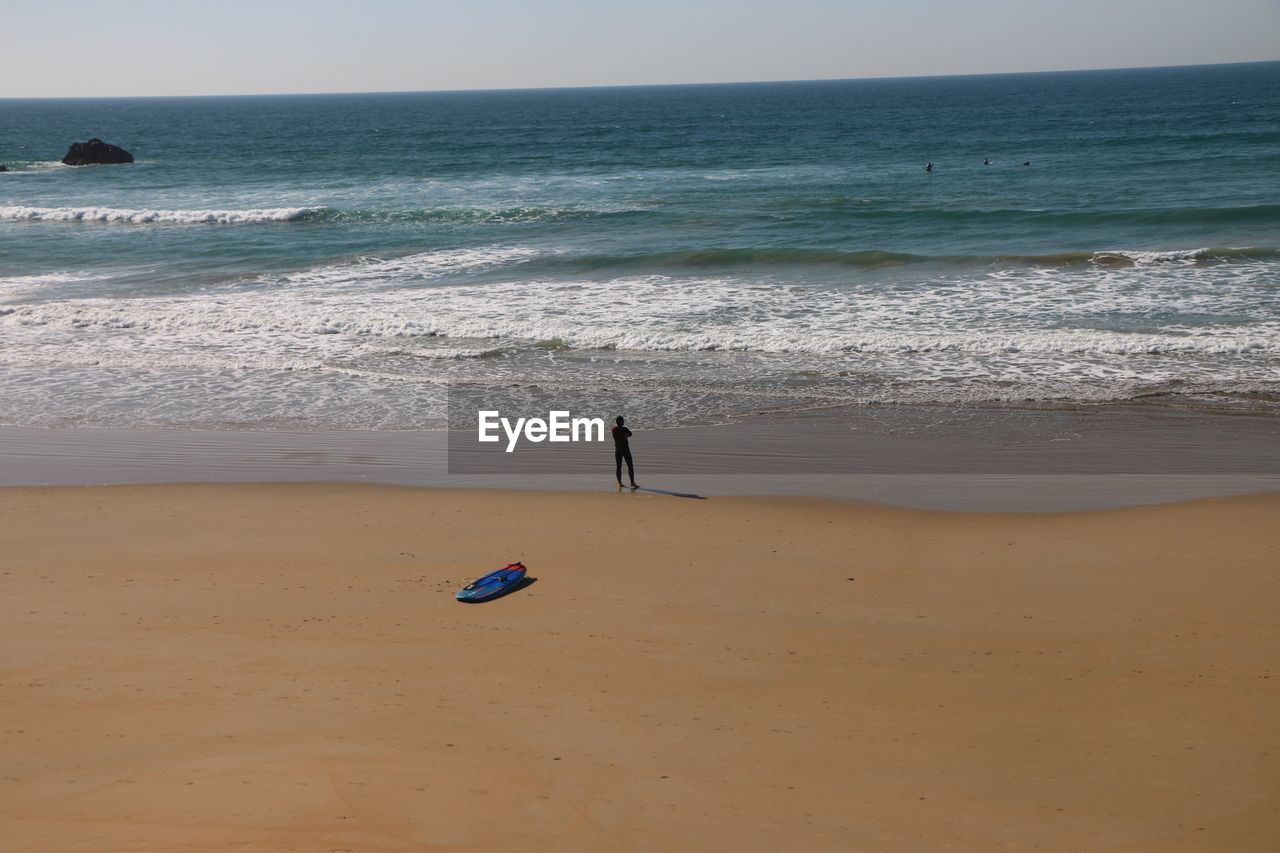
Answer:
[2,58,1276,102]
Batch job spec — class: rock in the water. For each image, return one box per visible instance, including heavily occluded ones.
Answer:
[0,165,7,172]
[62,138,134,166]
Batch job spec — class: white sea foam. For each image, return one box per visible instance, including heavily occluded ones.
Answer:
[265,246,541,288]
[0,272,99,286]
[0,205,319,224]
[6,299,1273,357]
[3,270,1277,358]
[1092,248,1212,265]
[1,256,1277,425]
[0,272,104,298]
[0,161,67,174]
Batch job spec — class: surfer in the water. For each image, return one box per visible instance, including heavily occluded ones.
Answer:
[612,416,637,489]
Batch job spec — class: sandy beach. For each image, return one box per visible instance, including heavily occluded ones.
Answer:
[2,483,1277,851]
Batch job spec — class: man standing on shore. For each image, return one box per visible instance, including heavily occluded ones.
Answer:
[612,416,637,489]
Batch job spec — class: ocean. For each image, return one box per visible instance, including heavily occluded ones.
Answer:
[2,62,1278,430]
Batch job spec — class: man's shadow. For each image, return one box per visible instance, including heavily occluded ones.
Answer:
[622,486,707,500]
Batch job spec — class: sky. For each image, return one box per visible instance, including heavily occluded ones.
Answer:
[3,0,1278,97]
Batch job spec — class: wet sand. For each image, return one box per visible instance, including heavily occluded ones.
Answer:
[2,484,1277,851]
[3,399,1279,511]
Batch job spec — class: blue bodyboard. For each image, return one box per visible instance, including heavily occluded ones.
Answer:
[456,562,527,602]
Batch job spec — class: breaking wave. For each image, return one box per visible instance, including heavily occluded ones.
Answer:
[0,205,324,224]
[552,246,1279,272]
[3,286,1276,358]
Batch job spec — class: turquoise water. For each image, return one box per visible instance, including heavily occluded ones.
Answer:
[2,62,1278,429]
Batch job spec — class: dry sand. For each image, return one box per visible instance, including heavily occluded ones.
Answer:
[1,484,1277,851]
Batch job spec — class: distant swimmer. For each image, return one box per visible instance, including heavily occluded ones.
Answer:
[1023,161,1032,166]
[983,158,992,166]
[925,162,934,172]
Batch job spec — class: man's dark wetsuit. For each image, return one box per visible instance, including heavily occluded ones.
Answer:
[612,424,635,486]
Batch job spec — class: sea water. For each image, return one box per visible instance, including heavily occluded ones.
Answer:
[1,63,1278,429]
